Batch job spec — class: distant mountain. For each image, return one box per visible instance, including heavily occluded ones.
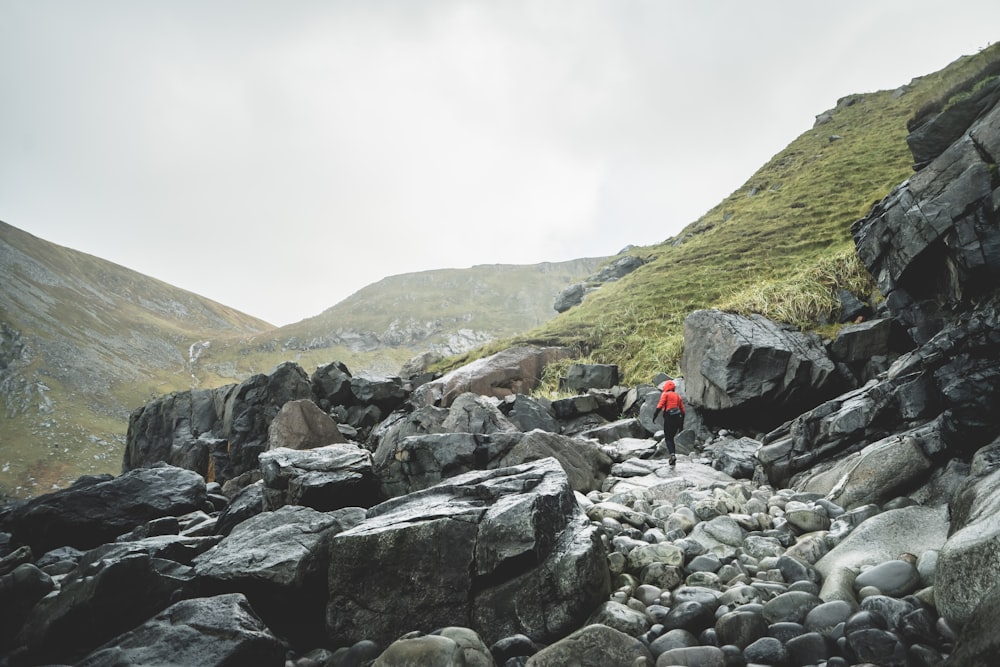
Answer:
[0,221,605,498]
[0,221,274,497]
[193,258,609,381]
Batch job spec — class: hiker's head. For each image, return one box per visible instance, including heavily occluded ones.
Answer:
[663,380,675,392]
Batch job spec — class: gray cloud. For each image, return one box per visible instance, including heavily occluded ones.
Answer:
[1,1,997,325]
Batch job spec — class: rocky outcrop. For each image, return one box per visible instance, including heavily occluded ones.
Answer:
[325,458,609,648]
[258,443,381,511]
[853,86,1000,346]
[681,309,841,428]
[266,398,346,450]
[0,464,206,554]
[74,593,286,667]
[553,254,646,313]
[411,346,571,408]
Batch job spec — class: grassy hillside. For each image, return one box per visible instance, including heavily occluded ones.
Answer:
[0,221,277,498]
[443,43,1000,387]
[192,258,607,379]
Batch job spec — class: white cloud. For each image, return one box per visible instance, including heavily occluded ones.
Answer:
[1,0,998,324]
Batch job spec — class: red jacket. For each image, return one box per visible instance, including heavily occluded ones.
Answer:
[656,380,685,413]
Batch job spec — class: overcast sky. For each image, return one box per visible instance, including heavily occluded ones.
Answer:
[2,2,997,326]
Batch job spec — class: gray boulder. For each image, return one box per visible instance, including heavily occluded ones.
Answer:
[123,386,231,479]
[259,443,381,511]
[311,360,354,408]
[16,552,196,665]
[680,309,839,428]
[266,398,346,450]
[500,394,560,433]
[704,436,761,480]
[523,623,653,666]
[410,346,570,408]
[325,458,609,648]
[374,430,612,498]
[561,363,620,392]
[553,282,590,313]
[222,361,314,479]
[442,392,520,435]
[791,424,936,509]
[371,627,495,667]
[936,461,1000,631]
[195,504,365,646]
[1,464,207,554]
[74,593,285,667]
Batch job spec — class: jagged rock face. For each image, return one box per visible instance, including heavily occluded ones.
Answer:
[760,293,1000,489]
[259,443,380,511]
[680,310,840,429]
[222,362,314,479]
[73,593,286,667]
[853,92,1000,345]
[325,458,610,648]
[123,386,231,480]
[906,75,1000,168]
[0,464,207,554]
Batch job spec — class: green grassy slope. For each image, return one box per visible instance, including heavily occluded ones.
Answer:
[443,44,1000,387]
[193,257,607,379]
[0,222,276,498]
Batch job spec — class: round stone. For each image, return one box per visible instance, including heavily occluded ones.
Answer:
[762,590,822,625]
[854,559,921,597]
[786,631,830,665]
[648,628,698,657]
[743,636,787,665]
[845,627,907,666]
[767,621,805,643]
[714,609,767,649]
[804,599,855,636]
[687,553,723,574]
[663,600,716,634]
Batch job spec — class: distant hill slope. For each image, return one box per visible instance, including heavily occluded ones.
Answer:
[193,258,609,381]
[448,43,1000,385]
[0,221,605,498]
[0,221,275,497]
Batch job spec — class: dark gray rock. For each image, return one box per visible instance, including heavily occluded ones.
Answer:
[522,623,652,666]
[311,360,354,407]
[577,418,649,444]
[442,392,520,435]
[214,480,264,536]
[16,552,196,665]
[500,394,559,433]
[259,443,381,511]
[553,282,590,313]
[195,504,364,647]
[325,458,609,648]
[680,309,840,428]
[123,386,230,479]
[714,609,767,650]
[906,75,1000,168]
[222,361,314,479]
[704,436,760,479]
[948,579,1000,667]
[1,464,207,554]
[853,92,1000,344]
[349,375,408,414]
[375,429,612,498]
[74,593,285,667]
[561,363,620,392]
[0,563,53,652]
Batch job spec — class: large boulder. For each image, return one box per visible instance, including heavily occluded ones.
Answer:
[266,398,346,450]
[1,464,207,554]
[325,458,610,648]
[194,504,365,647]
[410,346,571,408]
[524,623,653,666]
[935,443,1000,632]
[259,443,381,511]
[374,430,612,498]
[123,386,231,479]
[680,309,840,428]
[222,362,314,480]
[561,363,620,393]
[15,552,197,665]
[74,593,286,667]
[853,90,1000,345]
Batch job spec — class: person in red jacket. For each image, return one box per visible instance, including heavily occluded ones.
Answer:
[652,379,685,466]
